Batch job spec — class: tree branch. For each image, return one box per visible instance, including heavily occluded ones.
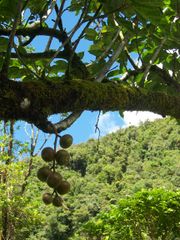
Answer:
[0,50,67,60]
[0,27,64,42]
[35,111,83,133]
[95,33,129,82]
[0,77,179,133]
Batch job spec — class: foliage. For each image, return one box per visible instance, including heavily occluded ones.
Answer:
[0,122,47,239]
[10,117,178,240]
[0,0,179,132]
[83,189,180,240]
[0,118,179,239]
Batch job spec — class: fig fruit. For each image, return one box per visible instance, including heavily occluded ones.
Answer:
[47,172,62,188]
[60,134,73,148]
[56,149,70,166]
[56,180,70,195]
[52,195,63,207]
[42,193,53,205]
[37,166,52,182]
[41,147,55,162]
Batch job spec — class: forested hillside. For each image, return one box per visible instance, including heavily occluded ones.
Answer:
[0,117,179,239]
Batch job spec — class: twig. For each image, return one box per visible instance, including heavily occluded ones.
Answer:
[13,44,42,79]
[68,0,90,37]
[95,111,101,151]
[142,37,167,82]
[95,34,129,82]
[0,50,67,60]
[72,4,102,53]
[20,124,51,194]
[46,112,83,133]
[87,29,121,68]
[44,2,95,68]
[45,1,64,51]
[95,111,101,137]
[34,133,51,157]
[114,17,139,71]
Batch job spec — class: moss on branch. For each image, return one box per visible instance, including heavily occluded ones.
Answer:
[0,78,179,129]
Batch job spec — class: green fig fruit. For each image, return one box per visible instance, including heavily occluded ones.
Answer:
[56,180,70,195]
[60,134,73,148]
[56,149,70,166]
[41,147,55,162]
[37,166,52,182]
[47,172,62,188]
[52,195,63,207]
[42,193,53,205]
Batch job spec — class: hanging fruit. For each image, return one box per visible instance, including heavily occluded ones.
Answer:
[41,147,55,162]
[60,134,73,148]
[56,149,70,166]
[37,133,73,207]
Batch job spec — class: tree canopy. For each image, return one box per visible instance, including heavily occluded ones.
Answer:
[0,0,179,133]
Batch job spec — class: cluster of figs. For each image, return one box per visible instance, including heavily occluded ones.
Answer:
[37,134,73,207]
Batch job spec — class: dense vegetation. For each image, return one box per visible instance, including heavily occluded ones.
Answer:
[0,117,179,239]
[0,0,180,133]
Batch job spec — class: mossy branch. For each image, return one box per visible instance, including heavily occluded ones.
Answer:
[0,77,179,133]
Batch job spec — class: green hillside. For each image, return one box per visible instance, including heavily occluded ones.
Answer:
[29,117,179,239]
[0,117,179,239]
[70,117,180,194]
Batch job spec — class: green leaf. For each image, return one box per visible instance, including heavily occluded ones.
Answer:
[49,60,68,74]
[0,37,8,51]
[107,70,120,78]
[85,28,97,41]
[0,0,19,20]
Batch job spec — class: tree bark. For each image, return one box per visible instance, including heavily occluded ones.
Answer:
[0,77,179,132]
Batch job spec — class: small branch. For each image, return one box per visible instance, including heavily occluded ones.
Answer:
[34,111,82,133]
[72,4,103,53]
[13,44,42,79]
[120,68,144,82]
[0,50,67,60]
[95,111,101,137]
[54,111,82,132]
[95,33,129,82]
[20,156,33,195]
[125,51,139,70]
[45,2,93,68]
[142,37,167,82]
[150,65,180,92]
[34,133,51,156]
[67,1,87,37]
[87,29,121,68]
[113,17,139,71]
[0,27,64,42]
[20,123,51,194]
[45,1,64,51]
[41,0,56,22]
[1,0,23,77]
[21,35,36,46]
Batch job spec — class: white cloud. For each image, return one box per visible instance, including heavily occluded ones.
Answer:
[90,111,162,139]
[91,112,121,138]
[122,111,162,127]
[99,112,120,134]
